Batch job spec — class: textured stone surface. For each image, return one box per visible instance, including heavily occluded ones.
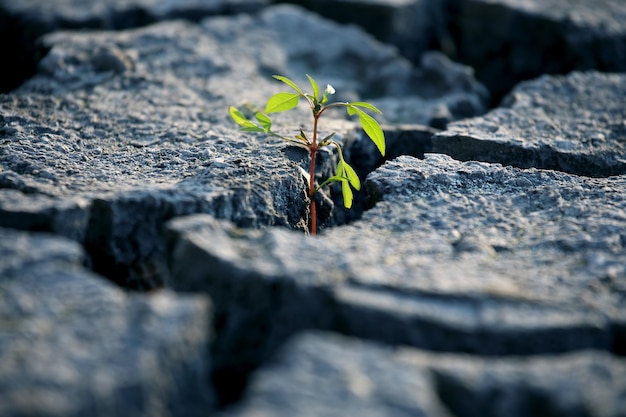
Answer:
[0,0,267,92]
[0,189,89,241]
[449,0,626,102]
[2,1,625,415]
[225,332,626,417]
[1,5,487,288]
[433,72,626,177]
[357,154,626,339]
[166,154,626,400]
[370,51,489,127]
[165,215,334,376]
[283,0,626,103]
[205,5,488,125]
[0,228,214,416]
[0,10,320,288]
[282,0,448,62]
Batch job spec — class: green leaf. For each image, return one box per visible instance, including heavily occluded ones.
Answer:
[348,101,382,114]
[336,159,344,175]
[319,132,336,145]
[272,75,304,95]
[316,172,355,207]
[265,92,301,113]
[255,112,272,130]
[306,74,319,102]
[240,125,266,133]
[295,128,310,144]
[229,106,250,126]
[341,160,361,191]
[323,175,346,183]
[336,160,360,192]
[317,175,344,190]
[350,107,386,156]
[341,180,353,208]
[240,120,257,127]
[305,94,320,111]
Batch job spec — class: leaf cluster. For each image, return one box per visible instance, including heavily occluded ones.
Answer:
[229,74,385,209]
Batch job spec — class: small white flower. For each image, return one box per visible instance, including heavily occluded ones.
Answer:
[324,84,335,95]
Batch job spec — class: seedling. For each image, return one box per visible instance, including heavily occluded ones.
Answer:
[229,74,385,235]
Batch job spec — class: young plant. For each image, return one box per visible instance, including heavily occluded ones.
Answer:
[229,74,385,235]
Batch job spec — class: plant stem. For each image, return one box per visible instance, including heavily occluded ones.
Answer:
[308,115,320,235]
[309,149,316,235]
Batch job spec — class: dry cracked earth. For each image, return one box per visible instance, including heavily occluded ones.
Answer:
[1,0,625,416]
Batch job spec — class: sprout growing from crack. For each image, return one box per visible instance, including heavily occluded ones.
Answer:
[229,74,385,235]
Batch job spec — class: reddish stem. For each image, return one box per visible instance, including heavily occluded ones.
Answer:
[308,115,320,235]
[311,201,317,235]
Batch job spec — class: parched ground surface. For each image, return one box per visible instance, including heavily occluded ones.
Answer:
[0,1,625,416]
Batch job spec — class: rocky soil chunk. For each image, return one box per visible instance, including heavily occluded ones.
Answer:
[2,1,625,415]
[0,0,267,92]
[0,228,214,416]
[450,0,626,102]
[1,5,487,288]
[282,0,448,62]
[284,0,626,104]
[433,71,626,177]
[225,332,626,417]
[166,153,626,401]
[204,5,488,126]
[0,189,89,241]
